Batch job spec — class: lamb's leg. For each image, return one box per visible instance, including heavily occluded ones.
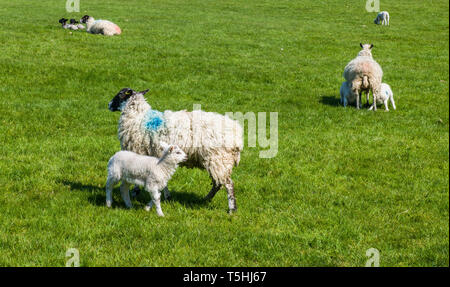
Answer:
[204,180,222,201]
[343,96,348,108]
[225,179,237,214]
[390,95,396,110]
[365,90,370,107]
[147,186,164,217]
[372,88,378,111]
[120,182,133,208]
[384,99,389,111]
[105,177,116,208]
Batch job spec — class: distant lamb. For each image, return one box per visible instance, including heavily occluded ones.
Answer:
[70,19,85,30]
[374,11,390,26]
[108,88,243,214]
[59,18,78,30]
[343,43,383,110]
[80,15,121,36]
[369,83,396,111]
[106,142,187,217]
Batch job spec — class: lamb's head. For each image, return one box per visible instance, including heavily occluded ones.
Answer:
[358,43,373,57]
[70,19,78,25]
[59,18,68,25]
[80,15,93,24]
[108,88,149,112]
[160,142,188,165]
[374,16,379,24]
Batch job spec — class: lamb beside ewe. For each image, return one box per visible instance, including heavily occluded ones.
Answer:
[343,43,383,110]
[374,11,390,26]
[368,83,396,111]
[108,88,244,214]
[106,142,187,216]
[80,15,121,36]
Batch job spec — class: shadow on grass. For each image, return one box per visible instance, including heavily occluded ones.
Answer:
[60,180,209,209]
[320,95,341,107]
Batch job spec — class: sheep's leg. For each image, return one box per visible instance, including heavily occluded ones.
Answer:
[343,96,348,108]
[204,180,222,201]
[384,99,389,111]
[225,179,237,214]
[355,90,360,109]
[365,90,370,107]
[120,182,133,208]
[372,89,378,111]
[105,177,116,208]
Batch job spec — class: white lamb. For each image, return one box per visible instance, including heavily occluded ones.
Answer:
[374,11,390,26]
[80,15,121,36]
[108,88,244,214]
[368,83,396,111]
[106,142,187,217]
[340,81,356,107]
[343,43,383,111]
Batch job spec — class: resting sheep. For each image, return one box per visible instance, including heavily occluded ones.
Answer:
[108,88,244,214]
[106,142,187,216]
[80,15,121,36]
[343,43,383,110]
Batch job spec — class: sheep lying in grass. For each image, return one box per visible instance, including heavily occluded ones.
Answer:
[108,88,243,214]
[374,11,390,26]
[70,19,85,30]
[343,43,383,110]
[59,18,78,30]
[106,142,187,217]
[368,83,396,111]
[80,15,121,36]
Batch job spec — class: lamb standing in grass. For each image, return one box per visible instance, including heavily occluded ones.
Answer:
[108,88,243,214]
[106,142,187,217]
[374,11,390,26]
[340,81,356,107]
[368,83,396,111]
[80,15,121,36]
[343,43,383,110]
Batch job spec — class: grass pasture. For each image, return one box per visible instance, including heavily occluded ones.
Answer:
[0,0,448,266]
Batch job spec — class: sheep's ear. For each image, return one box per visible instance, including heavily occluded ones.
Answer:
[360,43,363,48]
[139,89,150,95]
[370,44,374,49]
[169,146,174,153]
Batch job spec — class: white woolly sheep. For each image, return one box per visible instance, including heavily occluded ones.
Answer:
[106,142,187,217]
[374,11,390,26]
[343,43,383,111]
[80,15,121,36]
[108,88,244,214]
[369,83,396,111]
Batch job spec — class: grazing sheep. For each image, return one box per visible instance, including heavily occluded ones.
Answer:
[106,142,187,217]
[374,11,390,26]
[70,19,85,30]
[59,18,78,30]
[343,43,383,110]
[369,83,396,111]
[108,88,244,214]
[80,15,121,36]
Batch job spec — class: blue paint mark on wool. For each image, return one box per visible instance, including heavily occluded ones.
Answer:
[143,109,165,132]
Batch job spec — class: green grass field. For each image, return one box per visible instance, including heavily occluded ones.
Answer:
[0,0,448,266]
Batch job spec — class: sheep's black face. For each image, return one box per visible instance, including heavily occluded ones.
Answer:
[109,88,135,112]
[80,15,90,24]
[70,19,78,25]
[59,18,68,25]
